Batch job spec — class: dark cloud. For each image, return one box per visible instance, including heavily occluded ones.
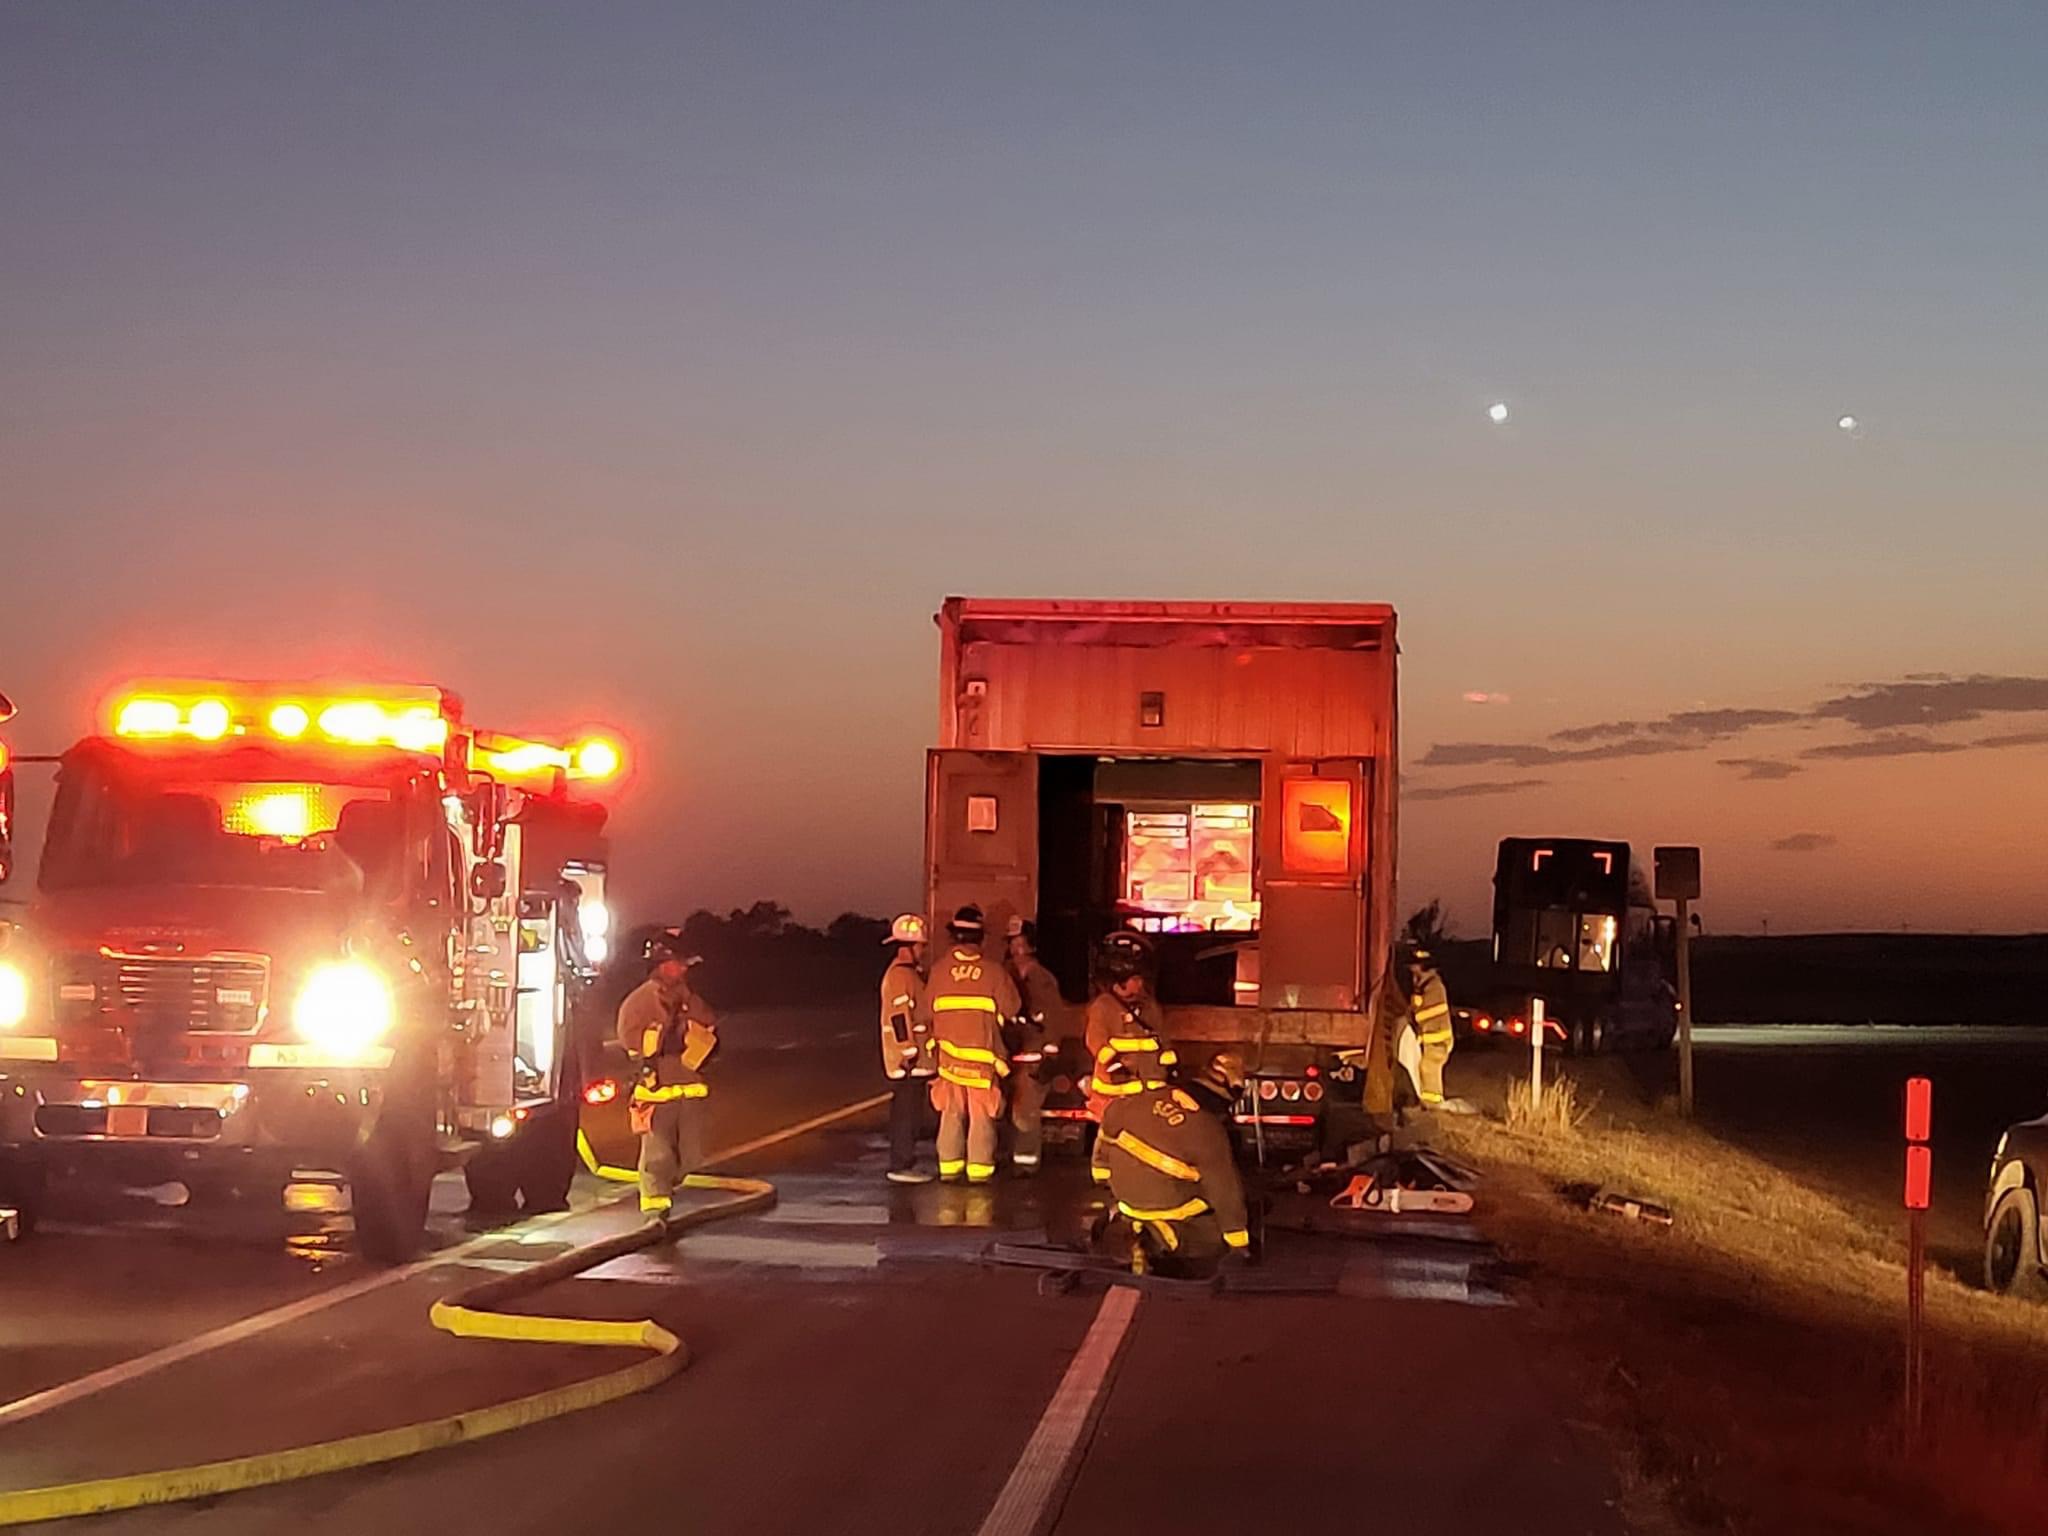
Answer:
[1420,737,1693,769]
[1718,758,1802,781]
[1550,721,1640,744]
[1812,675,2048,731]
[1430,674,2048,775]
[1801,734,1966,761]
[1406,778,1548,802]
[1770,832,1837,853]
[1650,708,1803,737]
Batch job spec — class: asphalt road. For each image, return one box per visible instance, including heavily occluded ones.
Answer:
[0,1004,1628,1536]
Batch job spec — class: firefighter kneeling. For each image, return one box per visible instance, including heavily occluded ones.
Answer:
[1099,1053,1254,1277]
[617,930,718,1217]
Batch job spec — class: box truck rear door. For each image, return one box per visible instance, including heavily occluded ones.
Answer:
[926,750,1038,940]
[1260,757,1370,1010]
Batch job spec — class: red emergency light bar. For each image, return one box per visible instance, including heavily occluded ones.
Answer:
[110,680,457,755]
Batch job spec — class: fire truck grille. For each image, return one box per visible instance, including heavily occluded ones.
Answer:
[51,953,270,1035]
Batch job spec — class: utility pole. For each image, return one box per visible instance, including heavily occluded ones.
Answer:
[1655,847,1702,1119]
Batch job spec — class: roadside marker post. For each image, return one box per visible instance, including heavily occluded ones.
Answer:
[1655,847,1702,1118]
[1529,997,1545,1116]
[1903,1076,1932,1442]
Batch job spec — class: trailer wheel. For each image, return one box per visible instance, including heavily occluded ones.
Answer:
[352,1074,436,1264]
[1985,1187,2048,1299]
[0,1156,47,1238]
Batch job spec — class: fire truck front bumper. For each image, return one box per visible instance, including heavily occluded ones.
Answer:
[0,1058,398,1173]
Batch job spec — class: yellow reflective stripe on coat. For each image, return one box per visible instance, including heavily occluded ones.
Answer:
[939,1040,1001,1064]
[1414,1003,1451,1024]
[1107,1036,1161,1053]
[1418,1029,1455,1045]
[1116,1196,1210,1223]
[1223,1228,1251,1249]
[1110,1130,1202,1183]
[933,995,999,1013]
[632,1082,709,1102]
[1090,1075,1148,1096]
[939,1066,994,1089]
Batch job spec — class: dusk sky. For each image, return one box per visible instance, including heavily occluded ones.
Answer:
[4,3,2043,934]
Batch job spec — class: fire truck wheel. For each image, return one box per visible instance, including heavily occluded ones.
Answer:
[515,1040,582,1212]
[463,1150,522,1215]
[352,1082,435,1264]
[0,1156,47,1238]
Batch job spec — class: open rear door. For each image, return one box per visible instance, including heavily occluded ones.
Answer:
[926,750,1038,942]
[1259,757,1371,1010]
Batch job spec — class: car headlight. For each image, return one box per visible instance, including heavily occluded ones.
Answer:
[0,962,26,1030]
[292,961,394,1057]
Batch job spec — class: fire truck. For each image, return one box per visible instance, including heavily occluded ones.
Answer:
[925,598,1400,1156]
[0,680,622,1260]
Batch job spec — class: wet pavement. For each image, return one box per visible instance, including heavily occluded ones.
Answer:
[0,1005,1628,1535]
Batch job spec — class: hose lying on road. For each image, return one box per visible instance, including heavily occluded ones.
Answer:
[0,1156,774,1527]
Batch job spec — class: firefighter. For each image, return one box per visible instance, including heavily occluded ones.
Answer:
[918,905,1020,1184]
[616,930,718,1217]
[1409,945,1455,1109]
[1098,1052,1252,1275]
[1004,917,1064,1176]
[880,913,936,1185]
[1084,933,1174,1186]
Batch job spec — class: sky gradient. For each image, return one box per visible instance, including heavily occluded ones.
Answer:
[3,2,2044,933]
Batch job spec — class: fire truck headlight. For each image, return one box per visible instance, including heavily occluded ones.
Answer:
[292,962,395,1058]
[0,962,27,1030]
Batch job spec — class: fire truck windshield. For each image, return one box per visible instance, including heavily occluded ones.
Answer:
[40,752,412,895]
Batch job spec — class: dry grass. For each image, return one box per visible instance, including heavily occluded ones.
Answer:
[1436,1080,2048,1534]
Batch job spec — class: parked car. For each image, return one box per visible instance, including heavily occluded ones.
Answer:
[1983,1113,2048,1297]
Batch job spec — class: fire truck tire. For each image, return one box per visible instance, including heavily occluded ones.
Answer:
[516,1102,578,1212]
[352,1083,436,1264]
[462,1151,522,1216]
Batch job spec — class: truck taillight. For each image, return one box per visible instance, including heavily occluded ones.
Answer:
[583,1080,618,1105]
[1258,1080,1278,1101]
[1279,1080,1301,1102]
[1303,1080,1324,1102]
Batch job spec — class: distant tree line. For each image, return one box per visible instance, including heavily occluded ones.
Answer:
[606,901,892,1012]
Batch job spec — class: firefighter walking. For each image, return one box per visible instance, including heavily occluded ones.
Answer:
[616,931,718,1216]
[918,906,1020,1183]
[880,913,936,1184]
[1084,933,1173,1186]
[1098,1053,1253,1275]
[1004,917,1065,1176]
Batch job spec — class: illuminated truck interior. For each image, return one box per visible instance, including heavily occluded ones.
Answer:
[1036,756,1265,1006]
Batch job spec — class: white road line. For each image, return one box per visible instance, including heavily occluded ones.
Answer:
[0,1089,891,1428]
[975,1285,1141,1536]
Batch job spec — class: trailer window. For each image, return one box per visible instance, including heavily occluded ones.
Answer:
[1280,778,1351,876]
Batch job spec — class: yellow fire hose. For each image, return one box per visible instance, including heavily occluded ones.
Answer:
[0,1133,772,1526]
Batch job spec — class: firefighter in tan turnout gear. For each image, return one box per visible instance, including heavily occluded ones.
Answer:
[1004,917,1064,1176]
[1099,1052,1253,1275]
[1408,946,1455,1108]
[917,906,1020,1183]
[617,930,719,1216]
[1084,933,1173,1186]
[879,913,936,1184]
